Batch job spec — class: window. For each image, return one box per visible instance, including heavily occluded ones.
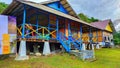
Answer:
[104,37,106,41]
[108,37,110,41]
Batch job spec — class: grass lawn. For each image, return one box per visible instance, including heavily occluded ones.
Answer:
[0,48,120,68]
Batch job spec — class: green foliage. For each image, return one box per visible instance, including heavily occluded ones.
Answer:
[0,2,8,14]
[113,31,120,45]
[78,13,99,23]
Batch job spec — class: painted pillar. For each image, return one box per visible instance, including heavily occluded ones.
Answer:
[43,42,51,55]
[47,14,50,39]
[65,20,68,37]
[15,4,28,60]
[96,29,100,49]
[56,17,59,39]
[68,20,71,50]
[36,14,39,39]
[102,30,105,47]
[96,29,98,43]
[92,44,94,50]
[15,40,29,60]
[22,4,26,38]
[80,24,83,50]
[89,27,93,50]
[48,14,50,32]
[68,21,71,36]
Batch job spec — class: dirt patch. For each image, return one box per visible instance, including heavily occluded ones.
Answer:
[30,62,53,68]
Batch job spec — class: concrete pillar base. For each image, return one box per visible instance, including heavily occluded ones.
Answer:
[92,44,94,50]
[96,44,100,49]
[43,42,51,55]
[15,40,28,60]
[15,56,29,60]
[81,43,86,50]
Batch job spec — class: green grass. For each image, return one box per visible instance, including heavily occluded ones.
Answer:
[0,48,120,68]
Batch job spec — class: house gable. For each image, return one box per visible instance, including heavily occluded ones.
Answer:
[40,0,79,18]
[105,24,113,32]
[45,1,69,14]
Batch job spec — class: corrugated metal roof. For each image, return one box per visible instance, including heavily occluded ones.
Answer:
[91,20,110,30]
[2,0,102,31]
[39,0,59,4]
[18,0,100,28]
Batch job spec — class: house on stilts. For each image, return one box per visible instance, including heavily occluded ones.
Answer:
[0,0,114,60]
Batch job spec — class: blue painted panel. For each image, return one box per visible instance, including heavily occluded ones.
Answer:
[0,41,2,55]
[46,2,69,14]
[0,15,8,40]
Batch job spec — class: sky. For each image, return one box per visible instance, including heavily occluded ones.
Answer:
[0,0,120,21]
[68,0,120,21]
[0,0,120,31]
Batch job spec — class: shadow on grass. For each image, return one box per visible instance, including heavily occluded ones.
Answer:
[0,54,9,60]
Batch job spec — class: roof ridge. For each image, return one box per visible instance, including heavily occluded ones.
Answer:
[39,0,59,5]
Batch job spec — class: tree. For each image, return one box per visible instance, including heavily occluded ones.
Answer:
[113,31,120,45]
[78,13,99,23]
[0,2,8,14]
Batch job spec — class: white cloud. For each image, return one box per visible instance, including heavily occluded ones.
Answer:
[67,0,120,21]
[115,23,120,31]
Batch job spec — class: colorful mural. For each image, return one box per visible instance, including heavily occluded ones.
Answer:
[0,15,17,55]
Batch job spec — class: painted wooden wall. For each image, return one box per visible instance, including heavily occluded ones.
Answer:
[82,30,103,43]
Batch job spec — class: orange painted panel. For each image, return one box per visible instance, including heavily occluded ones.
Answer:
[51,32,56,38]
[50,14,56,20]
[59,28,65,33]
[98,31,102,36]
[2,45,10,54]
[98,36,103,42]
[65,20,68,37]
[65,29,68,37]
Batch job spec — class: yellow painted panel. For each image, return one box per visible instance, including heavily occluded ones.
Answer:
[82,33,89,37]
[2,41,10,45]
[78,32,80,39]
[2,34,10,41]
[93,32,96,37]
[92,37,97,42]
[105,24,113,32]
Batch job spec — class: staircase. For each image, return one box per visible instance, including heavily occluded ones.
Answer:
[57,33,83,52]
[68,36,82,50]
[57,33,70,52]
[57,33,95,60]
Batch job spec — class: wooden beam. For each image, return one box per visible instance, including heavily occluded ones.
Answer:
[8,3,20,15]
